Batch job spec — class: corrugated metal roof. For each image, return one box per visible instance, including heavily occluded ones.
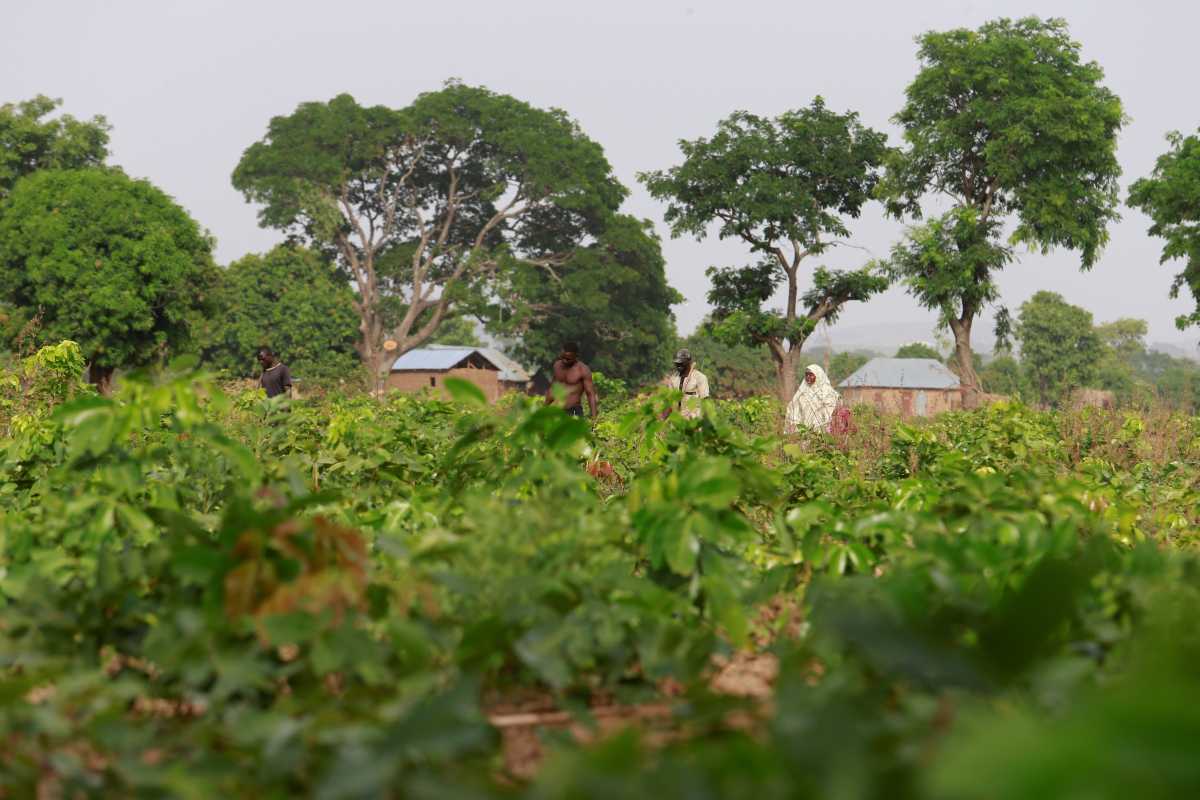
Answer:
[838,358,961,389]
[390,347,498,372]
[426,344,530,383]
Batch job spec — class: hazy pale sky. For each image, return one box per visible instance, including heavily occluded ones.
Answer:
[5,0,1199,349]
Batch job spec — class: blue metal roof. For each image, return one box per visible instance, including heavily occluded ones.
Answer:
[427,344,530,383]
[390,347,498,372]
[839,358,961,390]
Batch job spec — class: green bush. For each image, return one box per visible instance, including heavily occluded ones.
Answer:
[2,344,1199,796]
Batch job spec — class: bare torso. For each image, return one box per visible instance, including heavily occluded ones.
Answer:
[547,358,598,416]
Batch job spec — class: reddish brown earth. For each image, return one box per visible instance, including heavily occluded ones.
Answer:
[486,598,800,781]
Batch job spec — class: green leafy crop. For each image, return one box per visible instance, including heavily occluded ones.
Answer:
[2,342,1199,796]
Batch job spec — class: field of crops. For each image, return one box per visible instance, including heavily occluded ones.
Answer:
[3,342,1200,798]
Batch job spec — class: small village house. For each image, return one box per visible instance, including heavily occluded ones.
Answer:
[427,344,531,394]
[839,357,963,417]
[388,347,502,401]
[388,346,532,401]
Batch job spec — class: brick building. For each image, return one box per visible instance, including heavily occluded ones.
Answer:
[838,357,963,417]
[425,344,531,394]
[387,347,502,401]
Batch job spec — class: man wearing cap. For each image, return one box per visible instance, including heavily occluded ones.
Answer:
[662,348,710,419]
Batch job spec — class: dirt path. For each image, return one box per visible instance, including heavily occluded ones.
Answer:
[487,650,780,780]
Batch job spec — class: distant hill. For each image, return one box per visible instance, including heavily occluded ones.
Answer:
[819,321,937,354]
[818,321,976,360]
[1149,341,1200,363]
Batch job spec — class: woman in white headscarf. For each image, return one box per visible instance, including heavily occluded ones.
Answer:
[785,364,840,433]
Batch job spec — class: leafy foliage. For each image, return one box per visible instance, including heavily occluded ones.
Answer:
[232,83,629,380]
[894,342,941,360]
[1016,291,1104,405]
[0,96,109,200]
[199,245,361,384]
[882,209,1011,318]
[0,168,217,386]
[1128,129,1200,329]
[978,354,1029,398]
[497,214,681,388]
[4,338,1200,796]
[6,24,1200,795]
[706,264,890,352]
[979,313,1200,409]
[641,98,890,400]
[0,339,92,436]
[884,16,1125,262]
[428,315,483,346]
[881,16,1125,389]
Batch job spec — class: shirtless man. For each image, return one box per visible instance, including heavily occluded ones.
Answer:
[544,341,598,419]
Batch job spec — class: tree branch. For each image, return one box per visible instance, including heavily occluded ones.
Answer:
[979,176,999,224]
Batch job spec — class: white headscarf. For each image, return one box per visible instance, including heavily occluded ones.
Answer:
[786,364,840,432]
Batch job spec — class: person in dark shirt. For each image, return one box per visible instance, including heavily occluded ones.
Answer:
[257,347,293,398]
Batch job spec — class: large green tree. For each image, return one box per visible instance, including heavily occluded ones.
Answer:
[0,96,109,201]
[640,98,891,402]
[232,83,626,387]
[0,168,217,391]
[494,214,680,387]
[1095,318,1149,364]
[1127,129,1200,329]
[1015,291,1103,406]
[881,17,1125,394]
[1092,317,1147,404]
[200,245,361,383]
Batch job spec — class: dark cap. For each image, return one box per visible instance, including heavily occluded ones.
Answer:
[673,348,692,364]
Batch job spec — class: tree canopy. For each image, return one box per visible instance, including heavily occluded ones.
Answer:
[1016,291,1103,406]
[428,316,483,347]
[199,245,361,384]
[1127,129,1200,329]
[1096,318,1149,363]
[881,16,1125,392]
[640,98,890,401]
[494,215,680,387]
[232,83,627,385]
[0,96,109,201]
[894,342,942,360]
[0,168,217,390]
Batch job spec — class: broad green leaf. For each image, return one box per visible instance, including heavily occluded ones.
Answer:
[443,377,487,406]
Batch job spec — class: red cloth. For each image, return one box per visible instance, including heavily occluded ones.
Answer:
[829,406,854,435]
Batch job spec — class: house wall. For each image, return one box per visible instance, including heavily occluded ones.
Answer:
[841,387,962,417]
[387,368,501,402]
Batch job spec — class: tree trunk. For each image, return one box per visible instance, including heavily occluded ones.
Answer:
[88,363,115,395]
[775,255,805,405]
[354,306,392,395]
[365,347,392,395]
[775,346,802,405]
[948,316,982,402]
